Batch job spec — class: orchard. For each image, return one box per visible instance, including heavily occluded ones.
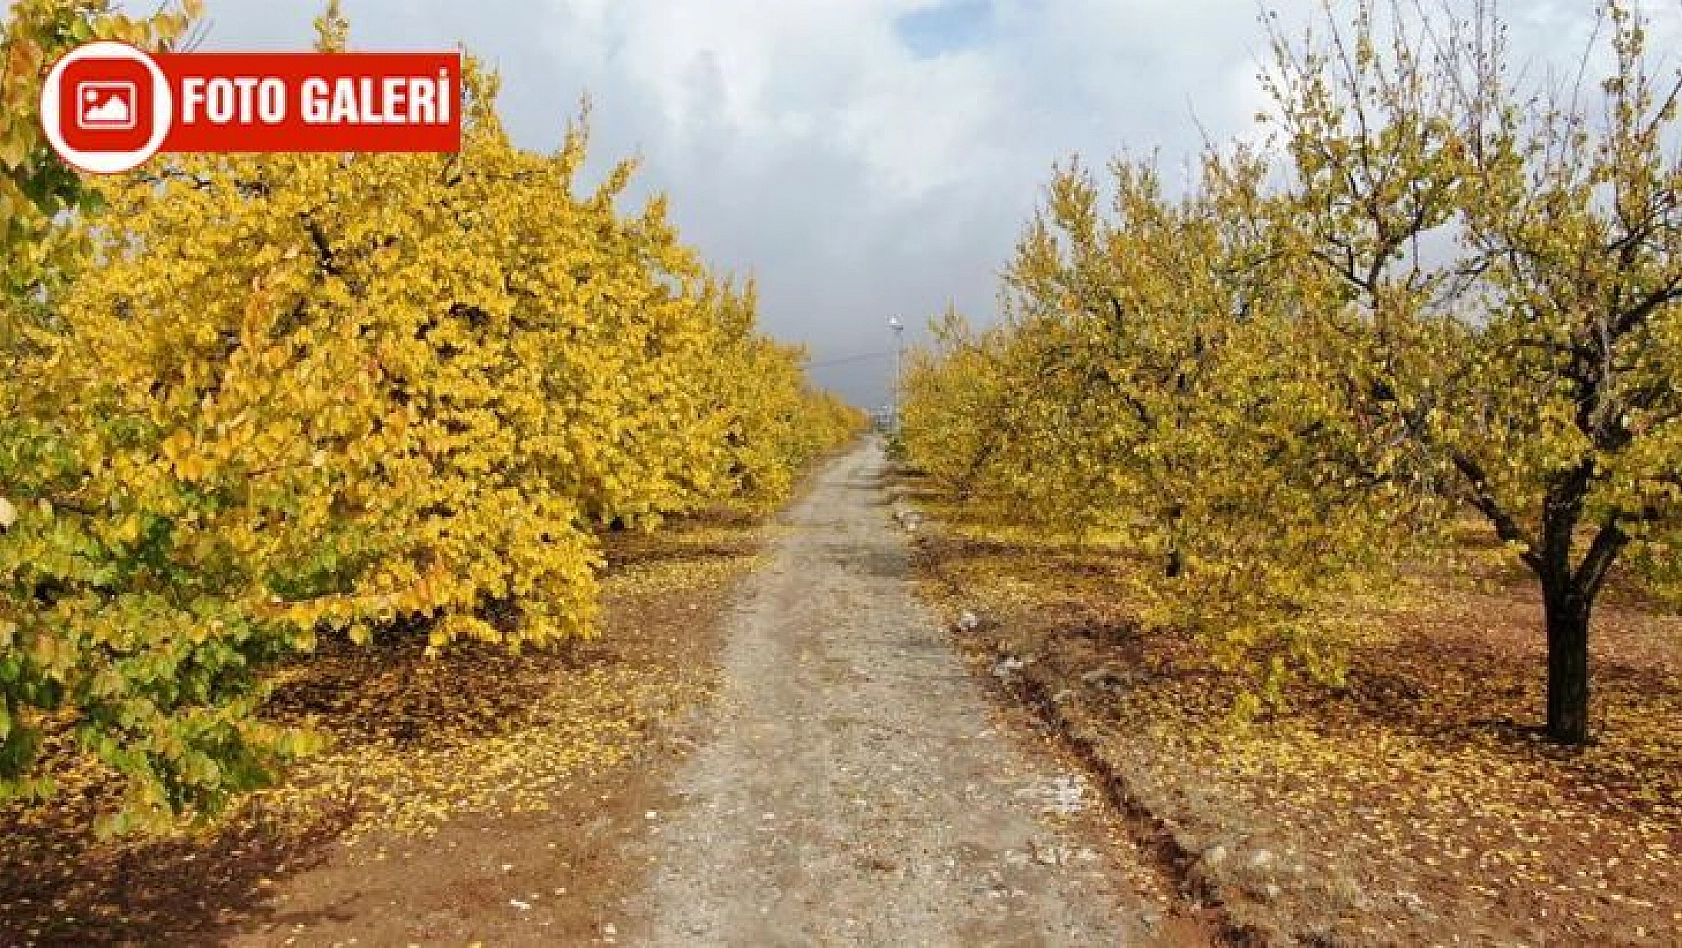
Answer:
[1,0,1677,942]
[900,0,1682,745]
[0,0,863,831]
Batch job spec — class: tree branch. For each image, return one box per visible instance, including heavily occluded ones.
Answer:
[1451,451,1540,569]
[1573,516,1629,598]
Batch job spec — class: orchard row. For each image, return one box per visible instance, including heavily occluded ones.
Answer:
[899,1,1682,744]
[0,2,864,830]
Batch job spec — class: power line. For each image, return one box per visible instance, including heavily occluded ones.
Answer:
[807,349,901,368]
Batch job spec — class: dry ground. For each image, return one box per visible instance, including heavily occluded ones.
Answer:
[904,475,1682,947]
[630,438,1176,946]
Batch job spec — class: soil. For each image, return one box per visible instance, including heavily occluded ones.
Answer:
[629,439,1178,946]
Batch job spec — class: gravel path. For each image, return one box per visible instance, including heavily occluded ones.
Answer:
[638,439,1141,946]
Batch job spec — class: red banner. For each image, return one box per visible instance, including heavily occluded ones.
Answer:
[159,53,461,153]
[42,42,462,173]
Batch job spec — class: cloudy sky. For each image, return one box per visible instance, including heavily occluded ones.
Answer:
[163,0,1678,407]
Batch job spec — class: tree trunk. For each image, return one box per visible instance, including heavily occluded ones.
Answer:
[1164,549,1183,579]
[1542,581,1591,744]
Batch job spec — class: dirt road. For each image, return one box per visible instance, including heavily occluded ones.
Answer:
[635,440,1142,946]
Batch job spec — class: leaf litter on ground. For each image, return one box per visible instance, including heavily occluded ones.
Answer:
[907,487,1682,947]
[0,511,767,945]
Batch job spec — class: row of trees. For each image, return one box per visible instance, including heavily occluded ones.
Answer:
[1,1,864,830]
[901,0,1682,744]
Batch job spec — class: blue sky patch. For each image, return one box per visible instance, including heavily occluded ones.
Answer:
[894,0,995,58]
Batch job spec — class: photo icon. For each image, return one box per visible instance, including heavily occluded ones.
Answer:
[75,81,138,131]
[45,46,165,171]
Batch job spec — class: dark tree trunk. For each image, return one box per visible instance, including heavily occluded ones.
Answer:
[1541,578,1592,744]
[1164,505,1184,578]
[1164,548,1183,579]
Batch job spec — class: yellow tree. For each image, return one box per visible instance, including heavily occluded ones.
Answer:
[2,2,860,827]
[1441,3,1682,743]
[903,151,1430,701]
[1267,0,1682,743]
[897,309,1014,501]
[694,277,865,506]
[2,0,213,823]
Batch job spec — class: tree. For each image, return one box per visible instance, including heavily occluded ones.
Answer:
[1447,3,1682,744]
[903,152,1432,703]
[2,0,215,826]
[1265,0,1682,744]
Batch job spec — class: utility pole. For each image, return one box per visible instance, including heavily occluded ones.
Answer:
[887,316,905,431]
